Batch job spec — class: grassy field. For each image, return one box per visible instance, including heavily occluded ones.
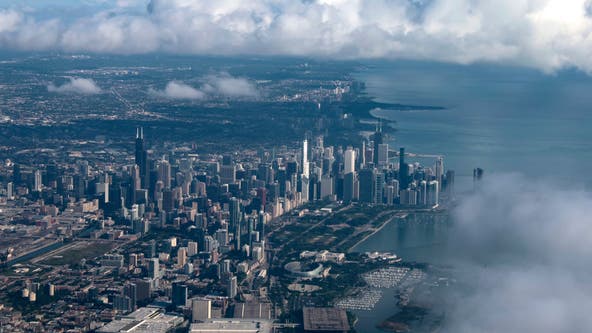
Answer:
[40,241,117,266]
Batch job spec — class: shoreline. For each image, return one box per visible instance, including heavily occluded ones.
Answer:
[348,213,401,253]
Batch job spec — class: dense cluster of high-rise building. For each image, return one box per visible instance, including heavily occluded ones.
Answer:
[0,125,451,332]
[298,126,454,209]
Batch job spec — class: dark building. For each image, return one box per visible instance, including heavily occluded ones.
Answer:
[303,307,350,333]
[473,168,484,190]
[372,125,383,166]
[135,127,148,187]
[445,170,455,195]
[113,295,132,313]
[398,147,409,190]
[172,282,188,307]
[343,172,355,202]
[123,283,137,310]
[229,197,241,250]
[358,168,376,203]
[12,163,21,184]
[286,161,298,178]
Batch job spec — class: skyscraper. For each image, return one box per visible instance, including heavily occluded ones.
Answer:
[229,197,241,250]
[172,282,188,307]
[418,180,427,206]
[6,182,13,200]
[385,185,395,205]
[435,157,444,185]
[358,168,376,203]
[135,127,148,187]
[445,170,455,195]
[320,175,334,199]
[34,170,42,192]
[427,180,439,207]
[374,172,384,204]
[398,148,409,189]
[219,164,236,185]
[124,283,137,310]
[343,172,356,202]
[360,141,366,168]
[373,123,383,165]
[148,258,159,279]
[158,159,171,189]
[131,164,141,203]
[177,247,187,267]
[12,163,21,184]
[377,143,389,166]
[302,139,309,179]
[344,147,356,174]
[227,275,238,299]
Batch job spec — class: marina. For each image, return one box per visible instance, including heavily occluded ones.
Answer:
[335,266,426,311]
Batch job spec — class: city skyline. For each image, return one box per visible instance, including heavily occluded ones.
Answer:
[1,1,591,332]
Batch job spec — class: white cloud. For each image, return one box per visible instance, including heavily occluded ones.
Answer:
[47,77,102,94]
[149,81,205,100]
[202,73,258,98]
[2,1,592,72]
[151,74,258,100]
[443,174,592,332]
[0,10,21,33]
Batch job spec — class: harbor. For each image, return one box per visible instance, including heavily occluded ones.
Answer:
[335,266,426,311]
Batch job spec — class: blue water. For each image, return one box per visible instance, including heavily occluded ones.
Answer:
[356,61,592,191]
[350,61,592,332]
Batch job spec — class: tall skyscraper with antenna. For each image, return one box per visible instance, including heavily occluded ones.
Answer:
[135,127,148,187]
[373,121,383,166]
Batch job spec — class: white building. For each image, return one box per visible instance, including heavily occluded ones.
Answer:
[344,147,356,174]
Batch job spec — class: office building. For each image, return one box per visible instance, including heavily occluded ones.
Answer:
[229,197,241,250]
[171,283,188,307]
[427,180,439,207]
[374,172,384,204]
[377,143,389,166]
[398,147,409,189]
[192,298,212,322]
[358,168,376,203]
[227,275,237,299]
[177,247,187,267]
[6,182,13,200]
[148,258,160,279]
[435,157,444,185]
[343,172,356,202]
[34,170,42,192]
[302,139,310,179]
[344,147,355,174]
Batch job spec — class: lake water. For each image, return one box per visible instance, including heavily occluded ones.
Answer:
[356,61,592,192]
[349,61,592,332]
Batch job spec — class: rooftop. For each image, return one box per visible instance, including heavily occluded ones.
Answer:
[97,307,183,333]
[302,307,350,332]
[189,319,273,333]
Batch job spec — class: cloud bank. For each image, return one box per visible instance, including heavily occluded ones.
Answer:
[444,174,592,332]
[150,74,258,100]
[149,81,205,100]
[47,77,102,94]
[1,0,592,72]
